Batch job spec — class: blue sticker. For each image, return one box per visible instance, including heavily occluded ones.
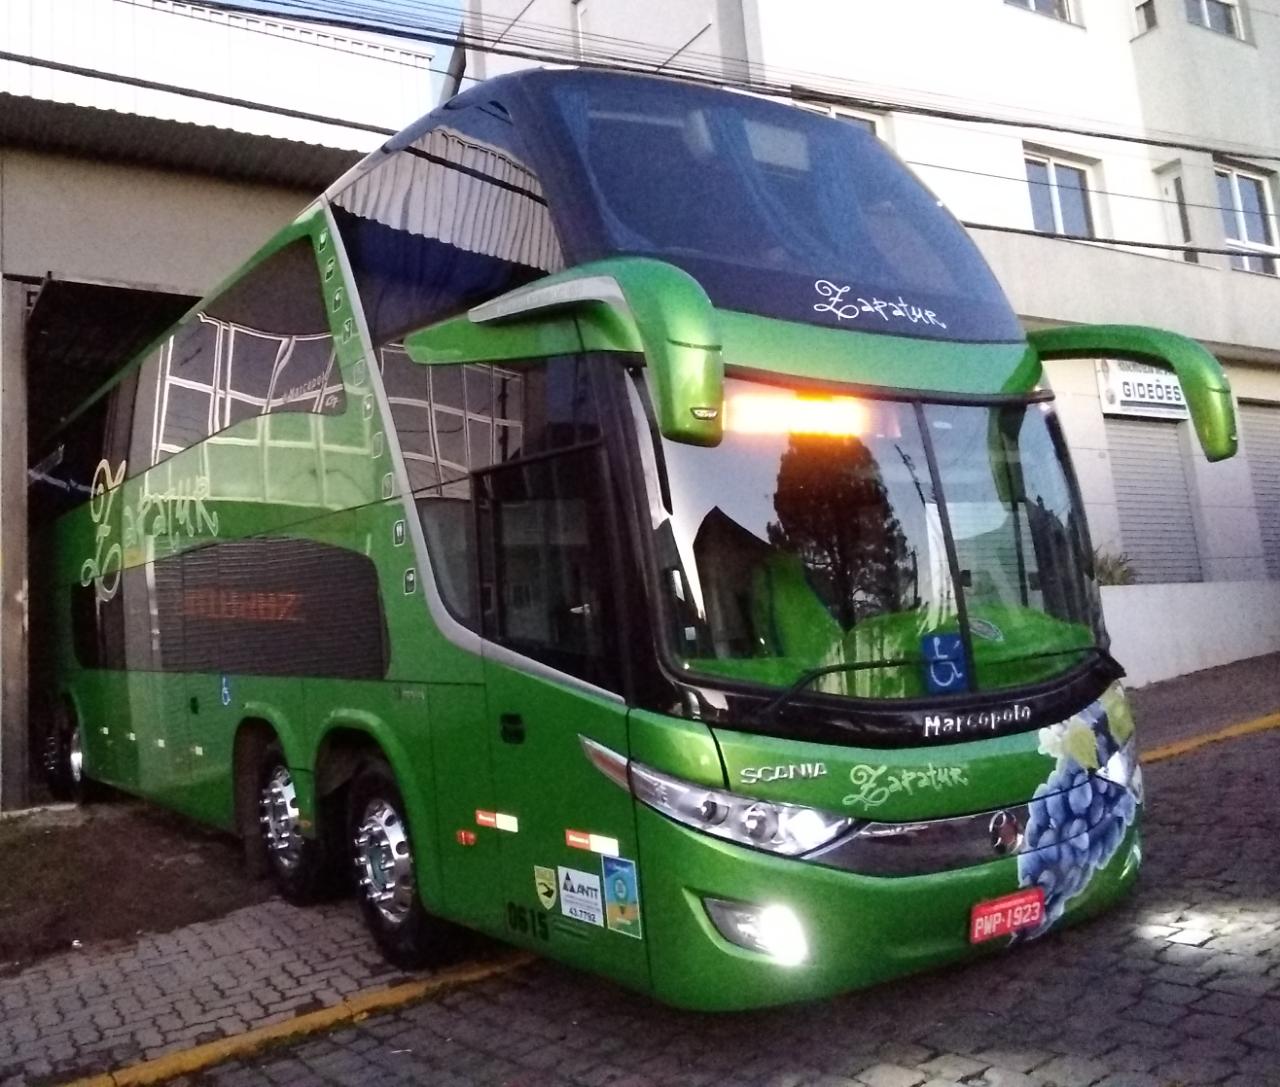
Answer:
[219,675,232,707]
[921,633,968,694]
[601,856,642,939]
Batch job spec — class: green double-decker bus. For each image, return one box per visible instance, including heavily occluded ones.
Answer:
[31,69,1237,1010]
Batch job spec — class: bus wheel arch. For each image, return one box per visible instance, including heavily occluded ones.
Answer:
[346,754,444,969]
[234,717,334,901]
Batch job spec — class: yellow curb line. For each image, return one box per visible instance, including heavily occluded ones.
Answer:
[1141,710,1280,765]
[57,952,536,1087]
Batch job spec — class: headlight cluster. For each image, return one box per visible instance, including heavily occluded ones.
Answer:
[628,760,853,855]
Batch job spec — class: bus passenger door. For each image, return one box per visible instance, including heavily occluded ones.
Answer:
[477,444,648,991]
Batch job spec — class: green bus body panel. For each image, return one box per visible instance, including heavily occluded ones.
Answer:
[717,310,1040,396]
[1029,324,1238,461]
[714,724,1053,821]
[636,806,1140,1010]
[628,710,725,788]
[482,663,650,993]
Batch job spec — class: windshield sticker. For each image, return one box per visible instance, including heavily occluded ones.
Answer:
[601,856,642,939]
[970,618,1005,642]
[843,763,969,809]
[922,633,968,695]
[813,280,947,329]
[739,762,828,785]
[1015,697,1140,939]
[558,866,604,927]
[923,703,1031,738]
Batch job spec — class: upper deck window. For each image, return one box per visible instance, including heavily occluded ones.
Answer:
[537,74,1021,344]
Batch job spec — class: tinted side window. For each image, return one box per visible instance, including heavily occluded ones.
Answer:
[334,104,565,345]
[381,351,600,631]
[478,446,620,689]
[133,238,344,472]
[29,394,109,524]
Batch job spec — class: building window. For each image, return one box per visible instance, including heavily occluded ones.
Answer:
[1135,0,1158,31]
[1185,0,1240,35]
[1215,165,1278,274]
[1158,170,1199,263]
[1006,0,1072,20]
[1025,153,1095,237]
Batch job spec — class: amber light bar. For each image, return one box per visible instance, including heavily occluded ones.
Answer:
[725,393,869,436]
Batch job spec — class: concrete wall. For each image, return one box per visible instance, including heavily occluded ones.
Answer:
[0,149,311,293]
[1103,580,1280,687]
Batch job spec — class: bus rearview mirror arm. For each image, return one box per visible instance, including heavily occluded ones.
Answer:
[1027,324,1238,462]
[468,258,725,447]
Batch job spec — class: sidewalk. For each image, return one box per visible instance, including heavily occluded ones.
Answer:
[0,902,412,1085]
[1128,651,1280,749]
[1,651,1277,1087]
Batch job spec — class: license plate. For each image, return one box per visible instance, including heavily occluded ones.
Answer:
[969,888,1044,943]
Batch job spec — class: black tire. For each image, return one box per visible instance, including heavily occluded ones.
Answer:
[347,758,438,969]
[43,703,101,805]
[256,741,332,904]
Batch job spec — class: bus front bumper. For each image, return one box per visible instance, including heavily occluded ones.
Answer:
[638,804,1141,1011]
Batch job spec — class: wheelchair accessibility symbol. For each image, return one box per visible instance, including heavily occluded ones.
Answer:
[921,633,968,695]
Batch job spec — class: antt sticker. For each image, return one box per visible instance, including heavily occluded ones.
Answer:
[557,866,604,927]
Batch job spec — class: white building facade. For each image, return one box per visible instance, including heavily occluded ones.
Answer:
[467,0,1280,687]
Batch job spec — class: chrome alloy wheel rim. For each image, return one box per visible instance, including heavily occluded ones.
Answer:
[259,765,304,871]
[68,727,84,785]
[353,799,414,926]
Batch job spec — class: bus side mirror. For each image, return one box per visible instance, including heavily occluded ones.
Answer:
[467,257,725,447]
[1027,324,1237,462]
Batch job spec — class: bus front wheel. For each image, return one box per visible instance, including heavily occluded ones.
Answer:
[348,758,435,969]
[257,742,331,904]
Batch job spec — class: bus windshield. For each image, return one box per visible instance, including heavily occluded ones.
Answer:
[640,376,1103,701]
[541,73,1022,343]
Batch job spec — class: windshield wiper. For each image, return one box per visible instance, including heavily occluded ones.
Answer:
[750,658,916,727]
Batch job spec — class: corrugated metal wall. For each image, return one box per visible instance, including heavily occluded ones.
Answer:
[1241,403,1280,581]
[1107,417,1202,585]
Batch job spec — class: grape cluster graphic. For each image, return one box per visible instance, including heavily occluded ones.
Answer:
[1016,700,1141,937]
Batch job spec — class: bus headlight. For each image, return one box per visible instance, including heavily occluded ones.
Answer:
[704,899,809,965]
[628,761,852,855]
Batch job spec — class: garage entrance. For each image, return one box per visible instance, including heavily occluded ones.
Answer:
[0,277,194,808]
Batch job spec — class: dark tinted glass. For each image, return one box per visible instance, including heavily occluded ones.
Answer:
[1025,159,1055,232]
[133,238,342,472]
[478,446,620,690]
[539,73,1021,342]
[1056,165,1093,237]
[381,351,606,646]
[333,104,565,346]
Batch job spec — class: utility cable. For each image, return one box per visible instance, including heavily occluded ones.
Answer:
[185,0,1280,164]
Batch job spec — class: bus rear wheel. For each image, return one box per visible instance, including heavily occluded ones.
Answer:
[348,759,435,969]
[257,742,330,904]
[43,704,100,805]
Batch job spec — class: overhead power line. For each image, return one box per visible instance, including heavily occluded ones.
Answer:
[0,47,1261,264]
[187,0,1280,165]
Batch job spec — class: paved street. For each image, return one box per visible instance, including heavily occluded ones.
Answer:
[0,657,1277,1087]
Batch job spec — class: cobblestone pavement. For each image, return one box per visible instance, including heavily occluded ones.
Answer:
[0,901,416,1085]
[188,729,1280,1087]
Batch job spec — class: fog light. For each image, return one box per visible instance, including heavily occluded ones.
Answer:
[704,898,808,966]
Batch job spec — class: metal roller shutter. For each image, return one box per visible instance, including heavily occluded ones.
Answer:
[1241,403,1280,580]
[1107,417,1202,584]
